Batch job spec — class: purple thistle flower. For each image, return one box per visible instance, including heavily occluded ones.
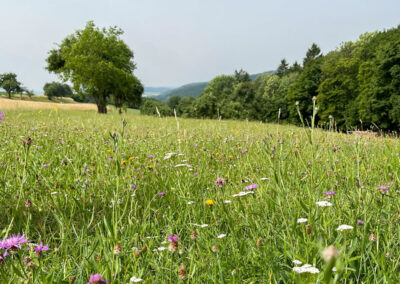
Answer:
[0,110,4,121]
[216,177,225,187]
[244,184,258,191]
[377,185,390,194]
[0,234,28,250]
[148,155,154,158]
[87,274,108,284]
[42,164,50,168]
[34,242,49,257]
[157,192,165,196]
[131,184,137,189]
[324,191,336,196]
[194,144,199,147]
[167,235,179,243]
[357,220,364,226]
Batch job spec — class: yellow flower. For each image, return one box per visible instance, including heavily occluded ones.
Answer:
[38,110,42,114]
[121,160,127,165]
[129,156,134,161]
[107,149,111,153]
[205,200,216,206]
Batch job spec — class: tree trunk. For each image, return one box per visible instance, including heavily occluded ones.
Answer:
[118,107,122,114]
[96,95,108,114]
[7,91,11,99]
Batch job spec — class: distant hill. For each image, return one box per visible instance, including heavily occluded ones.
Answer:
[143,86,174,98]
[155,71,275,102]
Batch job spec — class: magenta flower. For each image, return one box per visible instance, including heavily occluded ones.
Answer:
[216,177,225,187]
[42,164,50,168]
[148,155,154,158]
[244,184,258,191]
[194,144,199,147]
[324,191,336,196]
[34,242,49,256]
[131,184,137,189]
[357,220,364,226]
[167,235,179,243]
[0,234,28,250]
[0,110,4,121]
[157,192,165,196]
[87,274,108,284]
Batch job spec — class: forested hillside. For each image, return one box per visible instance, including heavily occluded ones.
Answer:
[141,25,400,131]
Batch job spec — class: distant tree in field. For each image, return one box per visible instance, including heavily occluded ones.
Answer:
[46,21,143,113]
[43,82,73,100]
[303,43,322,66]
[176,97,196,117]
[140,99,173,117]
[23,88,35,99]
[276,59,289,77]
[168,96,182,110]
[0,73,22,99]
[234,69,251,83]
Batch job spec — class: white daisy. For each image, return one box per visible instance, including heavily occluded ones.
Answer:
[232,191,254,197]
[260,177,269,181]
[297,218,308,223]
[336,224,354,231]
[187,201,194,205]
[292,264,320,274]
[224,200,232,203]
[316,201,332,207]
[292,260,303,265]
[130,276,143,282]
[217,234,227,239]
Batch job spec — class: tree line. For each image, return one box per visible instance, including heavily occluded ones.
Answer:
[141,25,400,131]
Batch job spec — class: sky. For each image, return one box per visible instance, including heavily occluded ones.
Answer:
[0,0,399,91]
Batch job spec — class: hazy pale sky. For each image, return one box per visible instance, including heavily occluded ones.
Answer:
[0,0,399,91]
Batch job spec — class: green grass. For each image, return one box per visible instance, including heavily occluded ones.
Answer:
[0,109,399,283]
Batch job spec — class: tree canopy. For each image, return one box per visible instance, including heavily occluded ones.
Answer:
[43,82,73,100]
[46,21,143,113]
[0,73,22,99]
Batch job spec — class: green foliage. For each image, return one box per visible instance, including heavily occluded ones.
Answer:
[46,21,142,114]
[167,96,182,110]
[0,73,22,99]
[140,99,173,117]
[43,82,73,100]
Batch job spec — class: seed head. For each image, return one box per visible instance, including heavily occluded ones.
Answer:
[322,245,339,262]
[179,263,187,280]
[169,241,178,253]
[25,199,32,208]
[306,224,312,235]
[211,245,218,252]
[141,244,147,253]
[256,237,263,247]
[190,231,198,240]
[369,234,377,242]
[113,243,121,255]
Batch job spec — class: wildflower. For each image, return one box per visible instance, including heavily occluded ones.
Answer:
[42,164,50,168]
[297,218,308,223]
[211,246,218,252]
[322,245,339,262]
[0,234,28,251]
[131,184,137,190]
[292,264,319,274]
[216,177,225,187]
[190,231,198,240]
[217,234,226,239]
[34,242,49,257]
[130,276,143,282]
[168,235,179,253]
[113,244,121,255]
[324,191,336,196]
[87,274,108,284]
[25,199,32,208]
[369,234,377,242]
[199,224,209,228]
[260,177,269,181]
[187,201,194,205]
[164,152,175,159]
[0,110,4,121]
[148,155,154,158]
[153,247,166,251]
[232,191,254,197]
[357,220,364,226]
[244,184,258,191]
[336,225,354,231]
[179,263,187,280]
[316,201,332,207]
[377,185,390,194]
[224,200,232,204]
[205,200,216,206]
[157,192,165,196]
[292,260,302,265]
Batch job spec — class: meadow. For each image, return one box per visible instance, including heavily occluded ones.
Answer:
[0,106,399,283]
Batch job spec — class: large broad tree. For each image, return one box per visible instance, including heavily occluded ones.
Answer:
[45,21,142,113]
[0,73,22,99]
[43,82,73,100]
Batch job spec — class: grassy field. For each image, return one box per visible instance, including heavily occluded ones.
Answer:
[0,106,399,283]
